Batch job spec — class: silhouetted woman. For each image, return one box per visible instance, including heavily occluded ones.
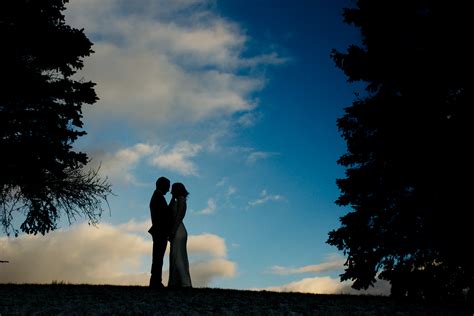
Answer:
[168,182,192,288]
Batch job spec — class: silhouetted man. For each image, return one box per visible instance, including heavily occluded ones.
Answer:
[148,176,171,289]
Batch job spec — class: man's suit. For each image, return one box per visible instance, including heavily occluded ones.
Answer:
[148,189,170,287]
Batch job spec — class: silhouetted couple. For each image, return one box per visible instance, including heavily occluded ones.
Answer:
[148,176,192,289]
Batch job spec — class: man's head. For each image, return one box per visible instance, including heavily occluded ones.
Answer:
[156,177,170,195]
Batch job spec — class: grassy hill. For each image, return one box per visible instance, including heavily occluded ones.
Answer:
[0,284,471,315]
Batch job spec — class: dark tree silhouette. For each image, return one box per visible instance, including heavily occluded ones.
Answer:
[0,0,111,236]
[327,0,472,301]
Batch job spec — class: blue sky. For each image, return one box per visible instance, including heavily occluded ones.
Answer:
[1,0,390,295]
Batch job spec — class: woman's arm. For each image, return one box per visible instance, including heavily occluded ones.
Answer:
[170,196,187,239]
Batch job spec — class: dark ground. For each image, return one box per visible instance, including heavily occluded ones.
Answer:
[0,284,471,315]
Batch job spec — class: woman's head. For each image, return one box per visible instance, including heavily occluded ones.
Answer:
[171,182,189,198]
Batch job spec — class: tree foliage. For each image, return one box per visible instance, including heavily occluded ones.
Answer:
[0,0,111,236]
[327,0,472,301]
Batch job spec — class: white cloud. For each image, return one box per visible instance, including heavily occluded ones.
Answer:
[97,143,159,185]
[216,177,228,187]
[226,186,237,196]
[93,141,202,185]
[0,220,236,287]
[188,233,226,258]
[261,276,390,296]
[215,178,237,200]
[262,254,391,295]
[263,276,350,294]
[238,52,289,68]
[190,259,237,286]
[203,125,232,153]
[151,141,202,176]
[0,222,150,285]
[195,198,217,215]
[117,219,151,233]
[246,151,278,165]
[237,112,261,127]
[65,0,284,127]
[248,190,285,207]
[269,254,346,275]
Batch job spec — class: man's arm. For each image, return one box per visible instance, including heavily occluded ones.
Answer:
[149,191,158,225]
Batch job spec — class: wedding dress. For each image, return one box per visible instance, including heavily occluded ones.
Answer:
[168,196,192,288]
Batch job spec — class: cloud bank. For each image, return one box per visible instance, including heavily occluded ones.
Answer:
[64,0,287,186]
[65,0,285,127]
[262,276,390,296]
[263,254,391,296]
[0,221,236,287]
[269,254,346,275]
